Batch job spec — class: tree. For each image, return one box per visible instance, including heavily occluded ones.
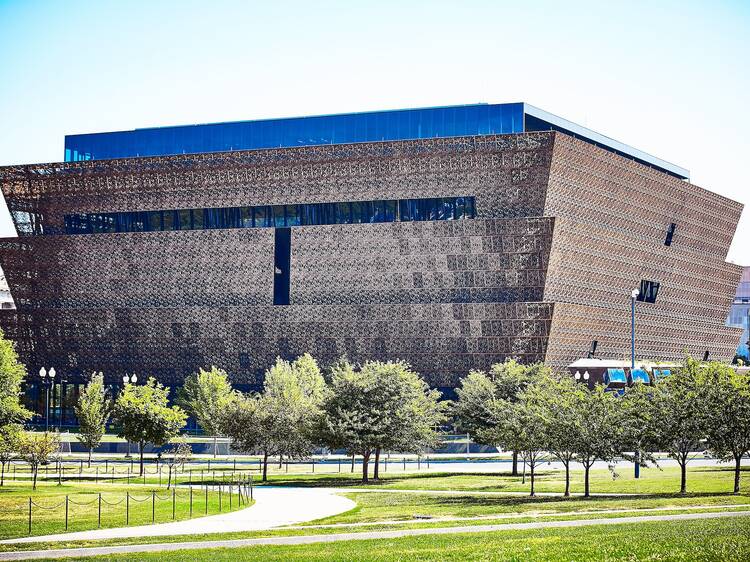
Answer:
[0,328,32,428]
[569,385,623,497]
[112,378,187,475]
[363,361,447,480]
[317,360,444,482]
[18,432,60,490]
[177,367,234,457]
[164,437,192,489]
[526,373,581,496]
[704,364,750,494]
[0,424,21,486]
[220,354,327,482]
[455,360,540,476]
[482,395,549,496]
[650,357,712,494]
[74,372,110,466]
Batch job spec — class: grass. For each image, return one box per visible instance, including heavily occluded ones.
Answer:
[80,516,750,561]
[0,480,252,540]
[256,464,749,495]
[310,489,750,525]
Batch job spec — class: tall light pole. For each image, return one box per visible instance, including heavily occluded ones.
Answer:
[631,289,639,370]
[630,288,640,479]
[39,367,56,431]
[122,375,138,458]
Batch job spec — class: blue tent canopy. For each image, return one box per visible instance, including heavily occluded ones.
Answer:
[630,369,650,384]
[603,368,627,386]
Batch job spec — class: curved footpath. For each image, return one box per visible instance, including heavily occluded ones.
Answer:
[0,511,747,561]
[1,487,356,544]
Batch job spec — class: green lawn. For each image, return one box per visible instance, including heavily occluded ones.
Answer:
[311,489,750,525]
[84,516,750,561]
[257,464,748,495]
[0,481,252,540]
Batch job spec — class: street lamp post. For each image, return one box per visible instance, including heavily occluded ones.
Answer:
[631,288,640,479]
[38,367,56,432]
[122,375,138,458]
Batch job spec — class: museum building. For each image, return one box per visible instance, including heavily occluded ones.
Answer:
[0,103,742,426]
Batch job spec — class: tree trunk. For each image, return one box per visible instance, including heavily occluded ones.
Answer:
[362,451,371,483]
[32,465,38,490]
[734,454,742,494]
[521,458,526,484]
[1,461,5,486]
[564,460,570,497]
[88,448,92,468]
[278,454,283,469]
[374,448,381,480]
[262,451,269,482]
[530,460,535,497]
[213,436,218,458]
[139,441,145,476]
[584,464,590,498]
[351,454,355,473]
[167,465,172,489]
[680,458,687,494]
[511,451,519,476]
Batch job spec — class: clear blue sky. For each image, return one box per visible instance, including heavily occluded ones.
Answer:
[0,0,748,263]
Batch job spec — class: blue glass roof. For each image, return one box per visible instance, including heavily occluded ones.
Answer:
[63,102,689,179]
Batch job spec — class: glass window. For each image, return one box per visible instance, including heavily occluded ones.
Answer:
[336,202,352,224]
[665,223,676,246]
[163,210,176,231]
[178,209,192,230]
[637,280,660,304]
[272,205,287,227]
[285,205,301,227]
[148,211,163,232]
[192,209,204,229]
[241,207,254,228]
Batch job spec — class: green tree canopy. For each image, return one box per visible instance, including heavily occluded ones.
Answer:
[649,357,712,494]
[177,366,234,456]
[220,354,327,481]
[0,328,32,428]
[0,423,22,486]
[317,360,445,482]
[112,378,187,475]
[455,359,547,475]
[704,363,750,494]
[18,431,60,489]
[74,372,111,466]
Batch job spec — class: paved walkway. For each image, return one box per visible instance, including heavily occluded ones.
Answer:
[1,510,747,560]
[1,487,355,545]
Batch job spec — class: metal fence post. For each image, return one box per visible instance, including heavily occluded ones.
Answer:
[172,488,176,520]
[65,495,69,530]
[152,491,155,523]
[28,497,31,535]
[250,474,253,501]
[126,492,129,525]
[219,484,222,512]
[205,485,208,515]
[98,493,101,528]
[229,483,232,510]
[189,486,193,517]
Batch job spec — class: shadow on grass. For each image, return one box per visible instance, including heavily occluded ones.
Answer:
[258,471,525,489]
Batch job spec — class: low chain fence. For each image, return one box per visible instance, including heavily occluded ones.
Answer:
[3,454,443,485]
[0,477,253,537]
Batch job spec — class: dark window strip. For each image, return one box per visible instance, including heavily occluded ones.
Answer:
[63,196,476,235]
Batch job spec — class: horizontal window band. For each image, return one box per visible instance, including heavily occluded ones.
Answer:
[62,196,476,235]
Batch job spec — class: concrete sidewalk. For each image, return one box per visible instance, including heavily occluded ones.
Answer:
[0,510,747,560]
[1,487,355,544]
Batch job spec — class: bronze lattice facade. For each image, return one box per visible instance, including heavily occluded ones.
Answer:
[0,129,743,391]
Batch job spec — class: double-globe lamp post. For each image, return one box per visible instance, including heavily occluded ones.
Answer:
[38,367,56,432]
[631,288,640,479]
[122,374,138,458]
